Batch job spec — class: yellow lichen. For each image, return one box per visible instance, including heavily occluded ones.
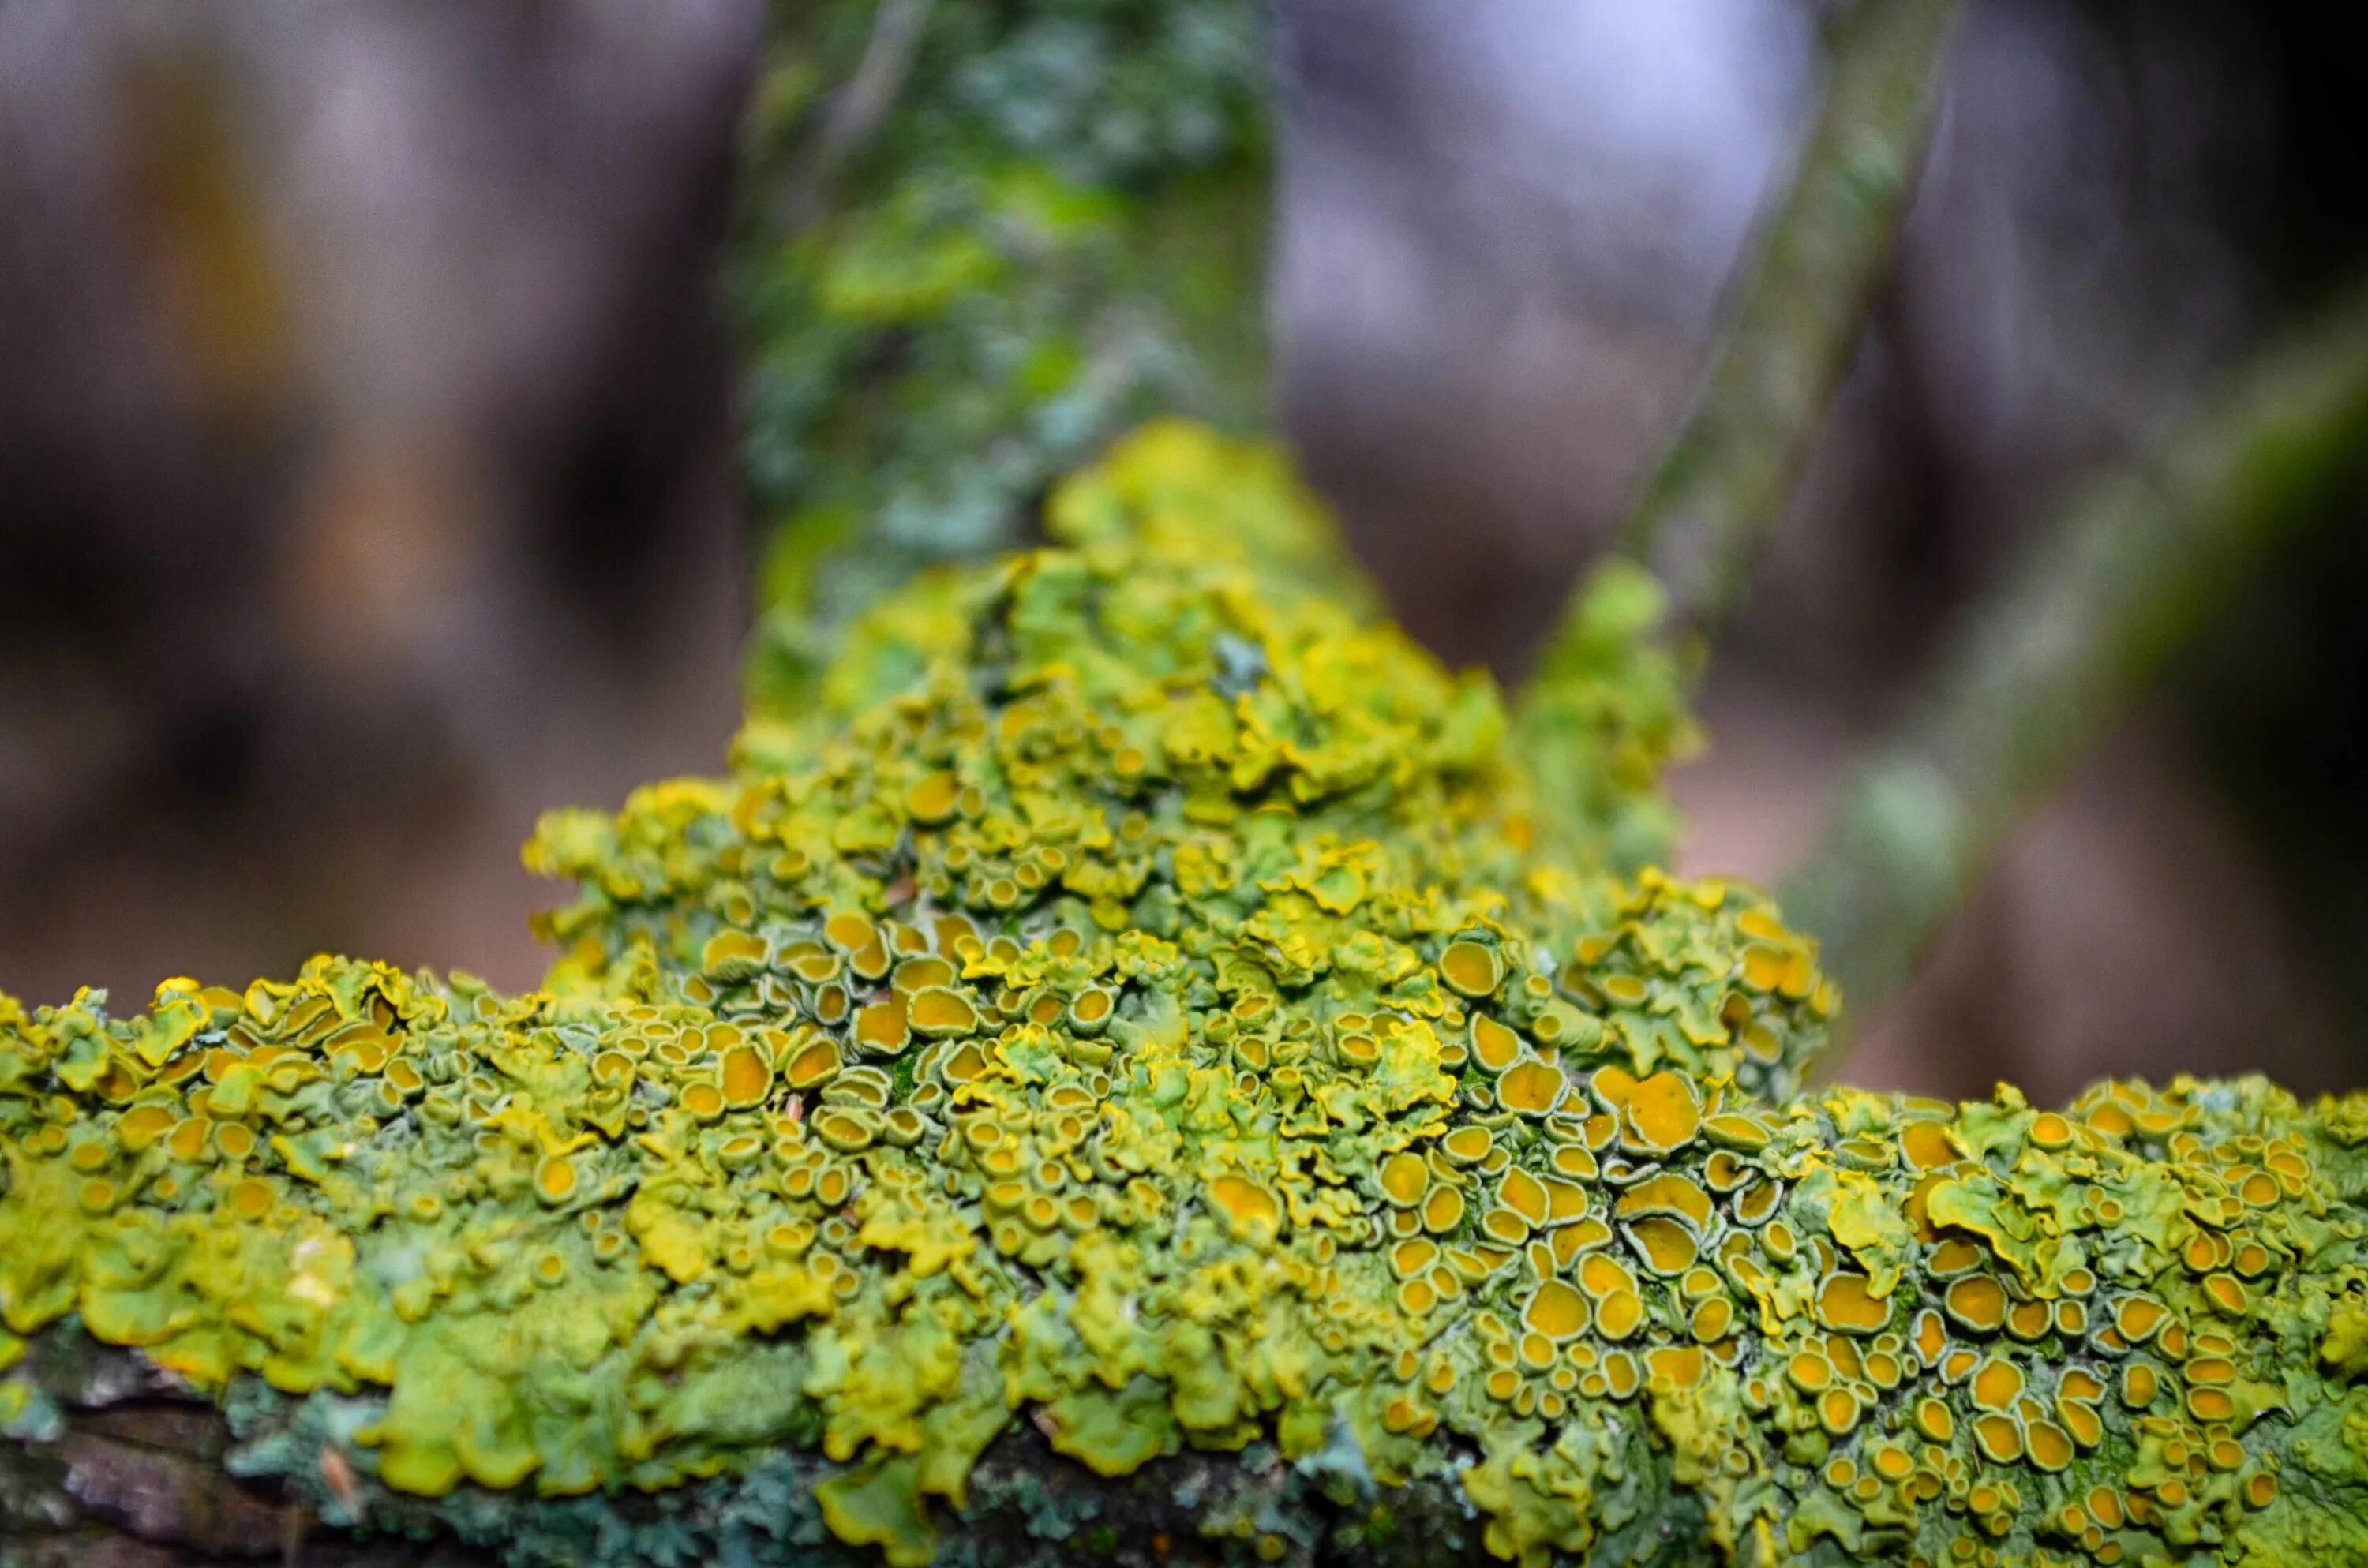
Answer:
[2,425,2365,1568]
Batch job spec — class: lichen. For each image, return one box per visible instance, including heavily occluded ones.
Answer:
[7,424,2368,1567]
[736,0,1272,716]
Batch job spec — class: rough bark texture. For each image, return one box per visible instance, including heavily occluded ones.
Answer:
[2,1332,481,1566]
[3,1330,1482,1568]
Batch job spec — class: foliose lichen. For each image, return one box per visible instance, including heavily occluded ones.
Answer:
[7,424,2368,1568]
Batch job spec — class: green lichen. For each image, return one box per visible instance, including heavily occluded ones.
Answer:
[735,0,1700,873]
[6,425,2368,1568]
[736,0,1271,715]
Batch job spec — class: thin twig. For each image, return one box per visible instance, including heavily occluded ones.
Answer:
[1623,0,1961,622]
[1779,287,2368,1046]
[1523,0,1961,703]
[1510,0,1961,867]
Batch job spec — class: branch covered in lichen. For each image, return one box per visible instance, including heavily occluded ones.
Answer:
[1780,287,2368,1038]
[1610,0,1961,629]
[1512,0,1960,874]
[733,0,1272,715]
[9,428,2368,1568]
[12,1,2362,1563]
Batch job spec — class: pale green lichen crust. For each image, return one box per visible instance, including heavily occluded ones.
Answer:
[7,425,2368,1567]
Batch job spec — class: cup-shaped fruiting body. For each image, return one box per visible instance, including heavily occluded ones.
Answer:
[6,425,2366,1568]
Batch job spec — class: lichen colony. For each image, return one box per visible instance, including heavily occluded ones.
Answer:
[7,427,2368,1567]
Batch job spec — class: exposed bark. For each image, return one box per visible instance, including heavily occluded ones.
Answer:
[2,1330,1484,1568]
[0,1332,485,1567]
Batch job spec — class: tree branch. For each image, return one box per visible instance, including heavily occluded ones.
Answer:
[1520,0,1961,728]
[1,1329,1478,1568]
[773,0,935,234]
[731,0,1274,716]
[1510,0,1960,867]
[1779,286,2368,1039]
[1621,0,1961,626]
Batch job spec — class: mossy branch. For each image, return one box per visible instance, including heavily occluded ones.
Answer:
[771,0,935,234]
[732,0,1274,715]
[1509,0,1959,870]
[1620,0,1960,629]
[11,431,2368,1568]
[1780,286,2368,1040]
[1517,0,1959,762]
[12,7,2368,1568]
[1,1330,1479,1568]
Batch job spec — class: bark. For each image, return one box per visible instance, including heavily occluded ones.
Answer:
[1526,0,1963,679]
[3,1330,1482,1568]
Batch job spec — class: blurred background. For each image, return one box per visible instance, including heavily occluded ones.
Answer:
[2,0,2362,1103]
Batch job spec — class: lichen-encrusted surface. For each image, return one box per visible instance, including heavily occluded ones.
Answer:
[736,0,1271,715]
[8,425,2368,1567]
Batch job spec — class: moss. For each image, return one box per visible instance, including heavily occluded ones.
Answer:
[6,425,2368,1567]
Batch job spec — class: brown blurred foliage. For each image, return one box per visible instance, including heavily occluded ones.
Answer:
[0,1,759,997]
